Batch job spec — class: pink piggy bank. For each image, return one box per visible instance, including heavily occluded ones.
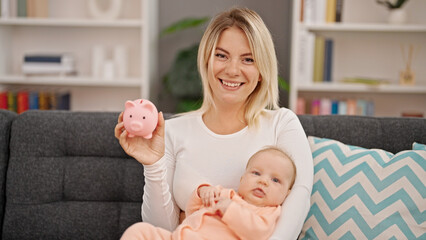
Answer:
[123,99,158,139]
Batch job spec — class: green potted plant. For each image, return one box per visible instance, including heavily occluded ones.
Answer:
[161,17,210,113]
[376,0,410,24]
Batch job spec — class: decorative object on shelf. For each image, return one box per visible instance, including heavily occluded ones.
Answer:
[87,0,122,20]
[399,44,415,85]
[376,0,410,24]
[92,45,105,79]
[114,45,128,78]
[91,45,128,81]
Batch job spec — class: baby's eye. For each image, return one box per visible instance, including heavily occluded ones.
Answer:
[252,171,260,176]
[272,178,280,183]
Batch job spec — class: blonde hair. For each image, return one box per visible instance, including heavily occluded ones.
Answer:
[247,146,297,189]
[196,7,279,127]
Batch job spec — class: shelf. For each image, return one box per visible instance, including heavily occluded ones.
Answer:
[303,23,426,33]
[0,17,143,28]
[0,75,141,87]
[297,82,426,94]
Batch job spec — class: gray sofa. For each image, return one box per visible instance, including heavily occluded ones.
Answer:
[0,109,424,239]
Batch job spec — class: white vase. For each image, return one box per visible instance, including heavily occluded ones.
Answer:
[388,9,407,24]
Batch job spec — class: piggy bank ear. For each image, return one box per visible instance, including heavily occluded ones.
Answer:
[144,103,155,113]
[125,100,136,109]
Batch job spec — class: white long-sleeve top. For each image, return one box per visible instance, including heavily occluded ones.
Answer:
[141,108,313,240]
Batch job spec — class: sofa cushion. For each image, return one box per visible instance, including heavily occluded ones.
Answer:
[297,115,426,154]
[299,136,426,239]
[0,110,17,232]
[3,111,143,240]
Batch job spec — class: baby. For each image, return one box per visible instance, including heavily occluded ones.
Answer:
[121,146,296,240]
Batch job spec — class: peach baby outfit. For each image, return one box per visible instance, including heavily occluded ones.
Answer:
[121,185,281,240]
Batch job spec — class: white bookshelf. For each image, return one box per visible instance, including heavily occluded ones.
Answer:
[304,23,426,33]
[0,0,158,111]
[290,0,426,117]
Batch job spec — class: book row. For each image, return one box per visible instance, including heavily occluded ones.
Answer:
[0,90,70,113]
[301,0,344,23]
[296,97,375,116]
[1,0,48,18]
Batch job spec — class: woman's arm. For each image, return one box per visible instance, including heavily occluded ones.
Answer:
[141,127,181,231]
[115,112,180,231]
[270,109,314,239]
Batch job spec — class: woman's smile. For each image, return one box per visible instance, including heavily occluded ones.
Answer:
[219,79,244,89]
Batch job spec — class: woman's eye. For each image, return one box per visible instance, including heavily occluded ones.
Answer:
[243,58,254,64]
[215,53,226,59]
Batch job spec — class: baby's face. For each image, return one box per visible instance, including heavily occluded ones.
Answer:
[238,150,294,207]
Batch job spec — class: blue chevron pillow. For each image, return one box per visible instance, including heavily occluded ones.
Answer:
[413,142,426,151]
[299,137,426,240]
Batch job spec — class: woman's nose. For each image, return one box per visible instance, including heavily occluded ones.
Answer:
[225,59,240,76]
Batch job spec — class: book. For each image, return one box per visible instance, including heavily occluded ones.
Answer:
[338,101,347,115]
[335,0,344,22]
[22,63,76,75]
[341,77,390,85]
[323,38,333,82]
[17,91,29,113]
[356,99,367,116]
[346,99,357,115]
[320,98,332,115]
[38,92,49,110]
[303,0,315,24]
[1,0,9,18]
[7,91,16,112]
[29,91,39,109]
[27,0,47,18]
[0,91,7,109]
[22,54,76,75]
[313,36,325,83]
[24,54,74,64]
[331,100,339,114]
[326,0,337,23]
[296,97,306,115]
[34,0,48,18]
[56,91,71,110]
[366,101,375,116]
[297,31,315,84]
[311,99,320,115]
[17,0,26,17]
[316,0,327,23]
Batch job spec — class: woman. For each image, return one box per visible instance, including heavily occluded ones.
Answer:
[115,7,313,240]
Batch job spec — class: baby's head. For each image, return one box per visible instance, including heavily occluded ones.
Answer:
[238,147,296,207]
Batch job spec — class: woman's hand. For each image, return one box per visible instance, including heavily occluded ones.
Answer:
[198,185,221,207]
[114,111,165,165]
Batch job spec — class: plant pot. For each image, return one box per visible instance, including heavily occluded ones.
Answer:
[388,9,407,24]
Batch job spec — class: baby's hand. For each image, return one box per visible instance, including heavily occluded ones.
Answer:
[198,186,221,207]
[214,197,232,217]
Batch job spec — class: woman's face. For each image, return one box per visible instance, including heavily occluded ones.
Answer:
[208,26,261,108]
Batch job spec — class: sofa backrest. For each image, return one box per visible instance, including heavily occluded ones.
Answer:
[2,111,425,239]
[3,111,142,240]
[0,110,17,234]
[298,114,426,153]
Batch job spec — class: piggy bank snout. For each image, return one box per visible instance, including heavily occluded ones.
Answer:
[130,121,143,131]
